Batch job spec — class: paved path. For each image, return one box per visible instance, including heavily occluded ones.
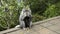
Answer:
[0,16,60,34]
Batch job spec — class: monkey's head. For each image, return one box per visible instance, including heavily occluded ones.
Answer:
[21,8,31,17]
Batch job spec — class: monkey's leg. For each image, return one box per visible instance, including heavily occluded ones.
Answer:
[20,21,25,29]
[29,21,32,29]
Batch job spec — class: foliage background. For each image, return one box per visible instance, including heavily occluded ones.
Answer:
[0,0,60,31]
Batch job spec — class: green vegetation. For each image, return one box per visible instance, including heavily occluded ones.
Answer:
[0,0,60,31]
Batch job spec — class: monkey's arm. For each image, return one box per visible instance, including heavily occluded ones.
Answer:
[19,14,26,21]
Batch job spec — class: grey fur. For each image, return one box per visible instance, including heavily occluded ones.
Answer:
[19,8,32,29]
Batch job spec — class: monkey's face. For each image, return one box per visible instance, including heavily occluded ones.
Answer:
[23,10,31,17]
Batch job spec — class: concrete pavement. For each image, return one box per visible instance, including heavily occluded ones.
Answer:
[0,16,60,34]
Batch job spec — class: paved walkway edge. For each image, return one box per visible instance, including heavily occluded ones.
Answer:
[0,16,60,34]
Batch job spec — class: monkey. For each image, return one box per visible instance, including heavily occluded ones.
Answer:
[19,7,32,29]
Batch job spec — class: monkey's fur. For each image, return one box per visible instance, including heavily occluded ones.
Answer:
[19,8,32,29]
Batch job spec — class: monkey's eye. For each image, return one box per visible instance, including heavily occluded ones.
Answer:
[25,10,28,12]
